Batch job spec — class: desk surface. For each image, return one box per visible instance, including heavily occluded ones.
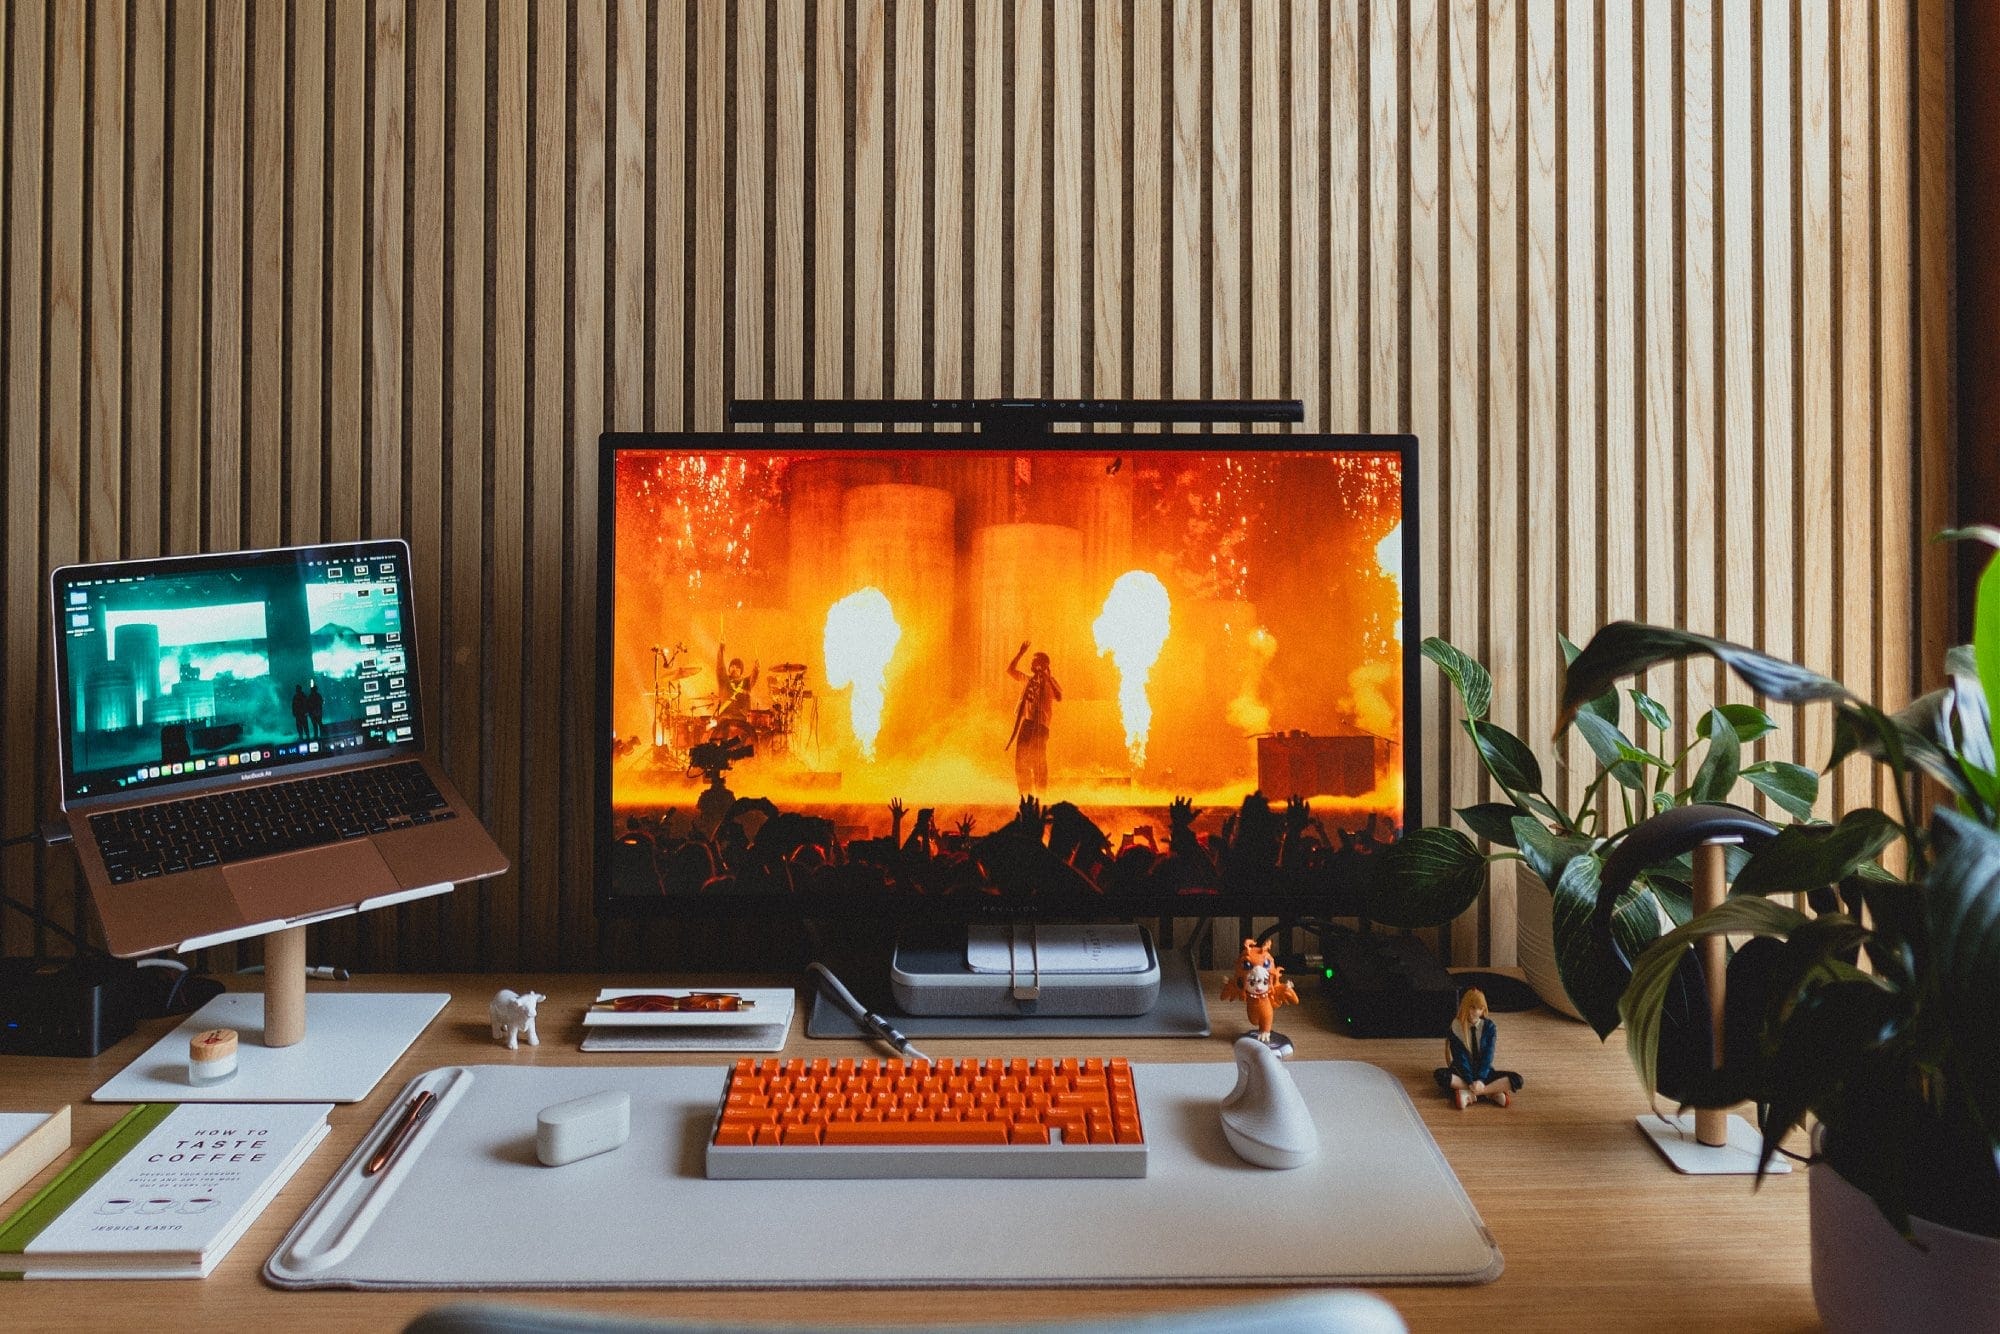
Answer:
[1,972,1816,1333]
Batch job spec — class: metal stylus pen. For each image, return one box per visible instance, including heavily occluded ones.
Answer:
[807,962,931,1063]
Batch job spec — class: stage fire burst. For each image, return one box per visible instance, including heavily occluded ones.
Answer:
[823,587,901,761]
[1093,571,1172,768]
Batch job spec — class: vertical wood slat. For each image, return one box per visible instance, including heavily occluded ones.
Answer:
[526,0,568,967]
[247,2,284,555]
[565,2,608,968]
[1210,0,1239,405]
[1483,0,1520,966]
[695,0,728,425]
[929,0,962,399]
[851,0,884,406]
[1013,0,1043,396]
[1682,0,1717,732]
[445,0,485,968]
[1444,0,1484,965]
[402,0,445,966]
[0,1,1954,970]
[4,1,46,956]
[85,0,124,565]
[126,0,164,563]
[652,1,684,429]
[46,0,85,947]
[890,0,922,402]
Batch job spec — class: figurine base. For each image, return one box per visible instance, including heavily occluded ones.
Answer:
[1240,1029,1295,1059]
[1637,1112,1793,1175]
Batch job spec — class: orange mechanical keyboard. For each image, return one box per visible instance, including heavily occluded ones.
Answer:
[705,1055,1148,1179]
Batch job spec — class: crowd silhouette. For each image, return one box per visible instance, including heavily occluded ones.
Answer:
[609,788,1398,906]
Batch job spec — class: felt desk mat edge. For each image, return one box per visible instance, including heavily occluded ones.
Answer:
[264,1060,1501,1291]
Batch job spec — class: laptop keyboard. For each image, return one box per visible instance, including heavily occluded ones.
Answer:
[88,761,452,884]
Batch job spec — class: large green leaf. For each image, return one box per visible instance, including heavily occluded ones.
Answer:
[1757,979,1906,1185]
[1456,802,1528,847]
[1560,632,1619,724]
[1549,852,1664,1038]
[1696,702,1778,746]
[1422,637,1492,722]
[1466,719,1545,797]
[1619,896,1808,1109]
[1379,825,1491,929]
[1571,711,1648,792]
[1973,546,2000,788]
[1829,701,1966,805]
[1511,817,1593,888]
[1740,760,1820,821]
[1557,622,1851,734]
[1629,689,1673,733]
[1730,810,1901,898]
[1689,708,1742,803]
[1927,810,2000,1137]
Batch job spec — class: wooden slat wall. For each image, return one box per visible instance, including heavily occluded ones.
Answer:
[0,1,1955,970]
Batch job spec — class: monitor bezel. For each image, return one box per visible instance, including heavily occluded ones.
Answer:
[595,429,1420,922]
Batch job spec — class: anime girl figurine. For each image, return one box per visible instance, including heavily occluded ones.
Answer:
[1434,987,1523,1108]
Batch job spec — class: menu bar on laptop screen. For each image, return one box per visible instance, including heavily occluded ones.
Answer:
[52,541,423,804]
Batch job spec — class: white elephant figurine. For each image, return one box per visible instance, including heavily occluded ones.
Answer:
[489,988,545,1049]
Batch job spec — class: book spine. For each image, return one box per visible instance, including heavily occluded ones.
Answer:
[0,1104,174,1256]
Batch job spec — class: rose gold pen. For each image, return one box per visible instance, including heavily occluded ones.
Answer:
[363,1089,437,1176]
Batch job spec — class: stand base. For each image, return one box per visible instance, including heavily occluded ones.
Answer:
[1637,1112,1793,1175]
[1240,1028,1296,1058]
[92,992,449,1104]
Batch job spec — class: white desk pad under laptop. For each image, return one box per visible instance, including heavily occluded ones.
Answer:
[267,1061,1500,1289]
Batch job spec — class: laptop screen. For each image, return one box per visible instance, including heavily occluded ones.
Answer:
[52,540,423,803]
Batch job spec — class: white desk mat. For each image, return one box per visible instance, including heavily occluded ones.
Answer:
[266,1061,1500,1290]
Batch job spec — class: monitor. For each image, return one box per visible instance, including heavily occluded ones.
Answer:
[597,423,1416,922]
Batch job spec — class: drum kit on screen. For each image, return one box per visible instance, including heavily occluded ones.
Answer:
[648,646,816,773]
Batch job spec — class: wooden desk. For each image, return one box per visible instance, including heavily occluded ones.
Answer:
[1,973,1815,1332]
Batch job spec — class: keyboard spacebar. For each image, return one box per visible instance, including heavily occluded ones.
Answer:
[821,1122,1011,1145]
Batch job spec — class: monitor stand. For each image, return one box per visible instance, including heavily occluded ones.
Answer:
[92,925,449,1104]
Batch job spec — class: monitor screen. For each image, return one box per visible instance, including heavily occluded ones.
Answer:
[598,434,1415,918]
[53,541,422,804]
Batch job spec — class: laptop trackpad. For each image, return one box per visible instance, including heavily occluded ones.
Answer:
[223,840,399,922]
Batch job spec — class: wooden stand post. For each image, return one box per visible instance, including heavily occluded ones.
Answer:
[263,924,308,1048]
[1693,842,1728,1148]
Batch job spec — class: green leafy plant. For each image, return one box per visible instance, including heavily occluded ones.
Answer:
[1560,529,2000,1238]
[1383,635,1817,1034]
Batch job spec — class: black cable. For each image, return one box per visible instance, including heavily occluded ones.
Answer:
[1,891,98,955]
[1,830,38,849]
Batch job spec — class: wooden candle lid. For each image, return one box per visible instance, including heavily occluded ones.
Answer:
[190,1028,239,1064]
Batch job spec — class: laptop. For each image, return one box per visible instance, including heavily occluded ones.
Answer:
[51,539,509,957]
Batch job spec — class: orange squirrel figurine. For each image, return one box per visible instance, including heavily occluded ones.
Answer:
[1220,938,1300,1047]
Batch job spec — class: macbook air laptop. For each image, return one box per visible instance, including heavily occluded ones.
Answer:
[51,539,509,957]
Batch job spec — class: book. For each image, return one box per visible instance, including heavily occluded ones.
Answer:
[579,986,795,1053]
[0,1109,71,1209]
[0,1102,331,1279]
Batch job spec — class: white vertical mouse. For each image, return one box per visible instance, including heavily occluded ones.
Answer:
[1220,1034,1320,1169]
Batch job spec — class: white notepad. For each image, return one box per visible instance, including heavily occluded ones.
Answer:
[964,925,1152,974]
[579,988,795,1053]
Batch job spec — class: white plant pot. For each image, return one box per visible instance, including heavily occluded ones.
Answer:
[1512,864,1587,1022]
[1811,1161,2000,1333]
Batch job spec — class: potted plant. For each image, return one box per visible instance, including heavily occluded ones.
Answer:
[1383,636,1817,1026]
[1556,532,2000,1331]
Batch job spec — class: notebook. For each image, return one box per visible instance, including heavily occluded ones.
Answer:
[579,987,795,1053]
[0,1102,331,1278]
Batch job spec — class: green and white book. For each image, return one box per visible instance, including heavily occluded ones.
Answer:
[0,1102,331,1279]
